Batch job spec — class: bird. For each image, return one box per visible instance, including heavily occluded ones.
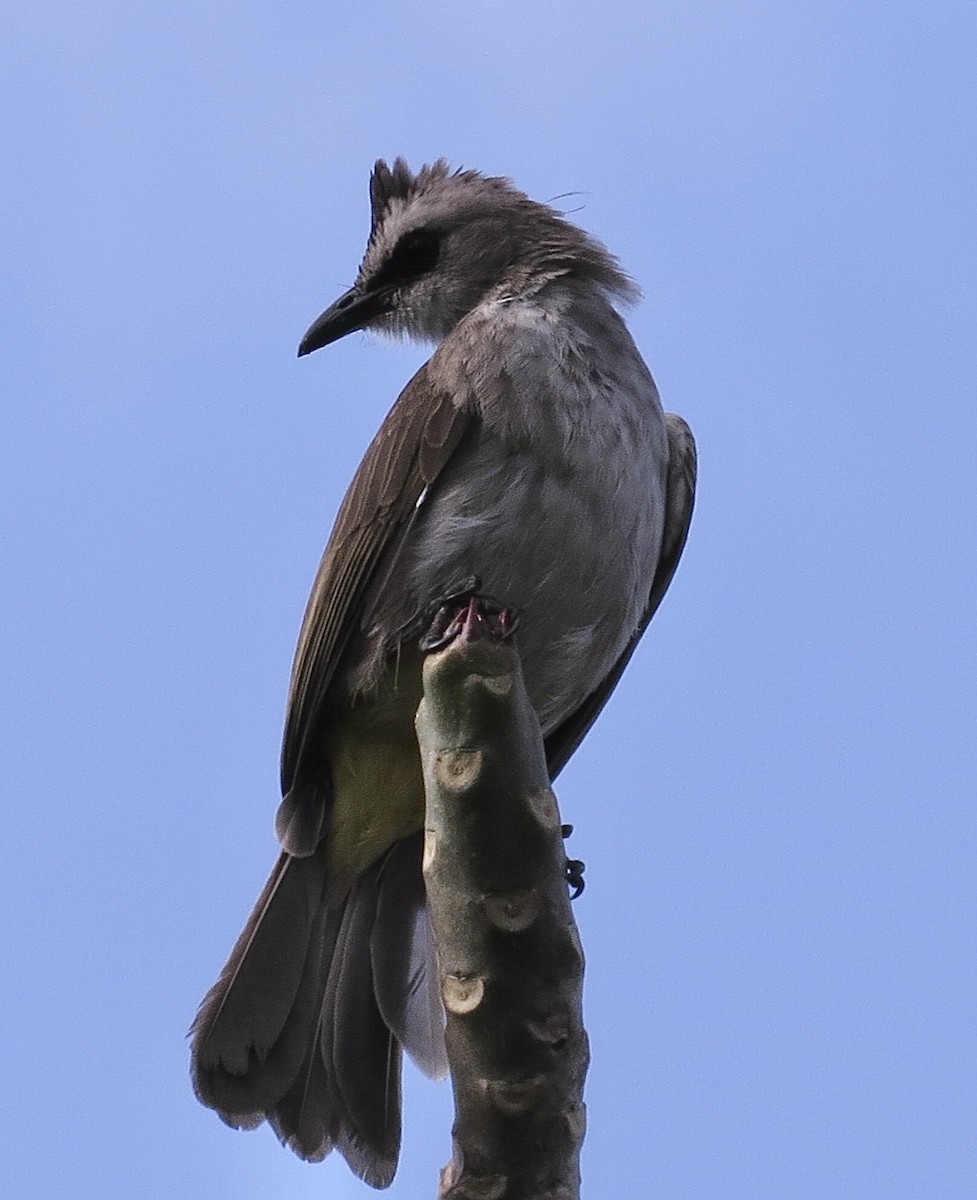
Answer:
[190,157,696,1189]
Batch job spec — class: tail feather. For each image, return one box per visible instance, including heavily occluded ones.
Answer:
[266,901,338,1161]
[325,865,402,1186]
[190,851,326,1112]
[190,833,445,1187]
[372,836,448,1079]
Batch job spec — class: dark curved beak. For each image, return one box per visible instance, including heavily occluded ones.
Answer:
[297,285,392,357]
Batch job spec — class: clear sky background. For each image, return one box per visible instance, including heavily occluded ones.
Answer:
[3,3,975,1198]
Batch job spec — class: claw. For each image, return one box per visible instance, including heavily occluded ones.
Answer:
[561,825,585,897]
[565,858,586,899]
[418,585,521,652]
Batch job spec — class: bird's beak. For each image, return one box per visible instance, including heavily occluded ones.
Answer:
[297,285,392,357]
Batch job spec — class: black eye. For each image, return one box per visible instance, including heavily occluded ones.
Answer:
[374,229,440,288]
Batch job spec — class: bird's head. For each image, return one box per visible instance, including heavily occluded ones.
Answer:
[298,158,636,355]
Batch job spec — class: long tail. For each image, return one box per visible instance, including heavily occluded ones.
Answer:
[190,833,446,1188]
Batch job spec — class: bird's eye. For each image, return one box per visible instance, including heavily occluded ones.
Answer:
[374,229,440,289]
[393,229,440,275]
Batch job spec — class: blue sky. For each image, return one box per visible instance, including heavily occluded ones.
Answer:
[2,3,975,1197]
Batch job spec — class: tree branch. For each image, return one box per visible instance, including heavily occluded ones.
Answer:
[416,624,588,1200]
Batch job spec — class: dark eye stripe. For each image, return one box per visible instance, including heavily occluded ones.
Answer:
[373,229,440,289]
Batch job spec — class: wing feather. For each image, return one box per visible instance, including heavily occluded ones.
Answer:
[277,365,471,852]
[544,412,697,777]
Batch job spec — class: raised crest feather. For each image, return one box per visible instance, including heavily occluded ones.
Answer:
[369,158,415,228]
[362,157,638,314]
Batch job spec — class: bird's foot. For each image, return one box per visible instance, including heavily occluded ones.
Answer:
[562,823,586,898]
[418,582,520,652]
